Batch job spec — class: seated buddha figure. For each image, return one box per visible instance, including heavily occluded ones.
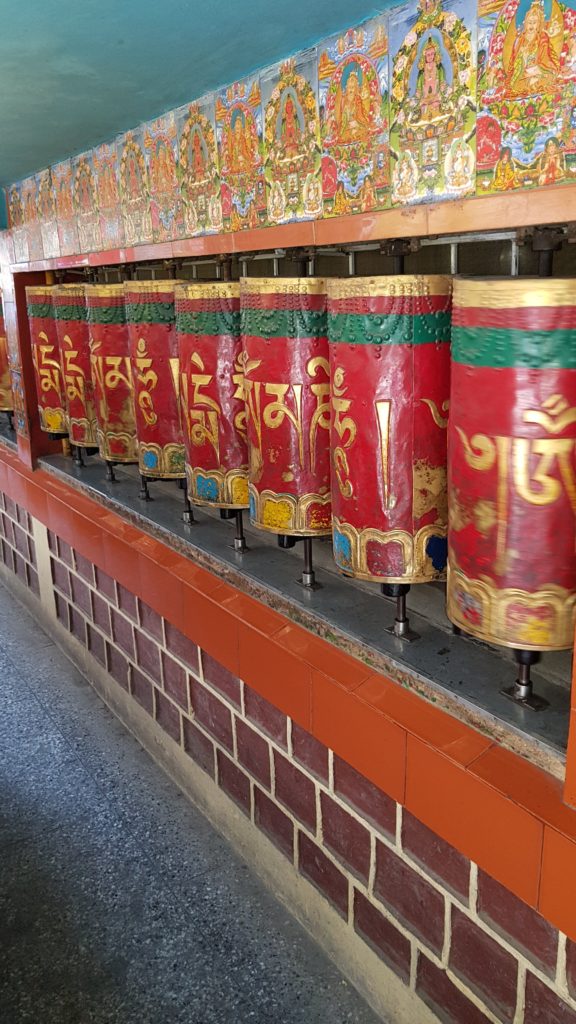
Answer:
[503,1,560,98]
[333,67,374,144]
[415,38,447,122]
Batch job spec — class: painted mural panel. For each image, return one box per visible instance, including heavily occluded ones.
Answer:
[145,111,185,242]
[7,183,28,265]
[477,0,576,193]
[117,129,153,246]
[319,16,390,216]
[215,75,266,231]
[262,52,323,224]
[36,169,60,259]
[73,152,102,253]
[389,0,477,204]
[21,176,44,262]
[52,160,80,257]
[176,96,222,236]
[93,141,124,250]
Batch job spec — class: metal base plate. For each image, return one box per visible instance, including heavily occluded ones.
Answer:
[385,623,420,643]
[501,685,549,712]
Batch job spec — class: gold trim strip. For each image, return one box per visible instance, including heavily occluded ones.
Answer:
[327,275,452,299]
[174,282,240,300]
[240,278,327,296]
[124,280,184,296]
[454,277,576,309]
[25,286,55,299]
[86,284,125,297]
[53,284,86,298]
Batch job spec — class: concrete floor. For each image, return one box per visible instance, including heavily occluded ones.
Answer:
[0,581,381,1024]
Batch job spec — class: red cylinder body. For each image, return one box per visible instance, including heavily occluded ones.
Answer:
[53,284,98,447]
[241,278,331,536]
[26,285,68,434]
[327,276,452,582]
[176,283,248,508]
[124,280,186,478]
[0,293,13,412]
[85,284,137,463]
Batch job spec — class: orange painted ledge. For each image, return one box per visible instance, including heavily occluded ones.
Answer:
[2,444,576,935]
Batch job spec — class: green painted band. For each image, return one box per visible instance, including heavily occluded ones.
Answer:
[26,302,54,319]
[54,303,87,322]
[327,310,451,345]
[86,306,126,326]
[240,308,326,339]
[125,300,176,325]
[176,310,240,336]
[451,326,576,368]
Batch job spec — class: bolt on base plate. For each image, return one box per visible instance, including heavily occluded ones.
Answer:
[500,684,549,712]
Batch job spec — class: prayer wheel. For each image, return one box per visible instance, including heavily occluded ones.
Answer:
[26,285,68,435]
[448,278,576,702]
[327,275,452,635]
[85,284,137,474]
[0,292,13,414]
[176,282,249,513]
[124,280,186,497]
[53,284,98,454]
[241,277,331,545]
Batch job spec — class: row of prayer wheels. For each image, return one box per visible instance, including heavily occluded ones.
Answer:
[0,293,14,420]
[26,275,576,708]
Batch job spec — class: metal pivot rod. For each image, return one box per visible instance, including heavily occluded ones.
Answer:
[139,474,151,501]
[531,227,563,278]
[501,649,549,711]
[6,411,14,432]
[381,583,420,642]
[105,460,116,482]
[380,238,419,274]
[219,507,246,551]
[301,536,318,589]
[72,445,84,468]
[180,478,195,524]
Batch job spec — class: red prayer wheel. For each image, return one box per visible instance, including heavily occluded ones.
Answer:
[85,284,137,464]
[448,277,576,651]
[26,285,68,434]
[0,292,13,412]
[241,278,331,536]
[327,276,452,582]
[176,282,248,508]
[124,280,186,479]
[53,284,98,447]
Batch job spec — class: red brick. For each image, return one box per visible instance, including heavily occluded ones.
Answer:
[3,496,16,520]
[74,551,94,586]
[134,630,161,683]
[202,651,241,707]
[183,718,215,778]
[563,940,576,1000]
[333,756,396,839]
[87,624,106,667]
[254,787,294,859]
[292,722,328,782]
[374,843,445,955]
[70,574,92,617]
[1,539,13,571]
[190,678,233,751]
[274,753,316,831]
[298,832,348,918]
[217,751,250,815]
[525,974,576,1024]
[165,621,199,675]
[245,687,287,747]
[403,810,470,901]
[478,870,557,978]
[117,583,138,622]
[94,566,116,602]
[131,667,155,716]
[69,606,86,645]
[111,608,135,660]
[13,523,29,560]
[138,600,163,642]
[55,593,69,629]
[51,559,71,598]
[58,538,74,567]
[450,907,518,1023]
[106,645,130,691]
[354,890,411,982]
[16,504,30,531]
[2,514,14,546]
[28,567,40,598]
[92,592,111,637]
[47,529,58,553]
[155,690,181,742]
[162,652,189,710]
[320,793,371,882]
[28,537,37,568]
[236,720,271,789]
[417,955,493,1024]
[14,551,27,583]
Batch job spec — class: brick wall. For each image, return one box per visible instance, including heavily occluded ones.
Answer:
[2,497,576,1024]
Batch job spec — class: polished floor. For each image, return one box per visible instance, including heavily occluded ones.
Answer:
[0,582,381,1024]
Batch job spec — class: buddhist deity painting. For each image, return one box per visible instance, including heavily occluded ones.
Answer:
[216,75,266,231]
[21,176,44,262]
[477,0,576,193]
[262,52,323,223]
[176,96,222,236]
[93,142,124,249]
[8,183,28,264]
[52,160,80,256]
[36,169,59,259]
[319,16,390,216]
[73,153,102,253]
[389,0,477,204]
[118,129,153,246]
[145,112,185,242]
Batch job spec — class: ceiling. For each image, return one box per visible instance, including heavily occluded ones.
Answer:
[0,0,384,187]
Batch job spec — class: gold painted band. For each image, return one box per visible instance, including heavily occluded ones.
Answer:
[454,277,576,309]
